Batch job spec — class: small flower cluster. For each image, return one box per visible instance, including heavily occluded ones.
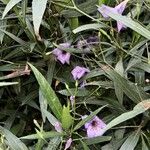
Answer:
[52,41,91,149]
[52,43,90,81]
[51,0,129,146]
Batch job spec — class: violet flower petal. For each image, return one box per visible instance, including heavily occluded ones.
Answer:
[81,115,90,129]
[64,138,72,150]
[98,0,128,32]
[57,52,71,64]
[117,21,127,32]
[70,96,75,107]
[82,115,107,138]
[115,0,129,14]
[98,4,118,19]
[52,48,62,56]
[87,125,105,138]
[54,122,62,133]
[52,42,71,64]
[71,66,90,80]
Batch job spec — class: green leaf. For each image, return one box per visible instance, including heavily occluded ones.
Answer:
[61,104,73,130]
[39,90,48,123]
[32,0,48,37]
[0,82,18,86]
[46,137,61,150]
[114,59,124,104]
[2,0,22,18]
[105,100,150,131]
[102,9,150,40]
[142,135,149,150]
[73,105,107,131]
[69,17,79,30]
[61,0,97,18]
[28,63,62,120]
[20,131,63,140]
[85,69,105,79]
[73,23,106,34]
[120,131,140,150]
[85,81,113,89]
[0,126,28,150]
[0,19,7,44]
[43,109,58,126]
[84,136,111,145]
[80,140,90,150]
[0,28,26,45]
[100,64,148,103]
[58,88,90,97]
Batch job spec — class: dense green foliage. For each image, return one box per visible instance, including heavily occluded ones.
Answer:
[0,0,150,149]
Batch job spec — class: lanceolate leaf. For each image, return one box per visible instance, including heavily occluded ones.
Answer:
[32,0,48,38]
[73,23,106,34]
[0,126,28,150]
[0,28,26,45]
[84,136,111,145]
[2,0,22,18]
[105,100,150,131]
[28,63,62,120]
[0,82,18,86]
[20,131,63,140]
[120,131,140,150]
[61,104,73,130]
[100,65,148,103]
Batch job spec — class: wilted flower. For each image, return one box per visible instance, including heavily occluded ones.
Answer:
[52,43,71,64]
[77,40,87,49]
[98,0,129,32]
[80,80,87,88]
[64,138,72,150]
[70,96,75,107]
[71,66,90,80]
[77,36,98,50]
[54,123,72,150]
[82,115,106,138]
[86,36,99,44]
[54,122,62,133]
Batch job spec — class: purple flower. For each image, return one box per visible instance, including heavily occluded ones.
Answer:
[98,0,128,32]
[82,115,106,138]
[71,66,90,80]
[52,43,71,64]
[64,138,72,150]
[54,122,62,133]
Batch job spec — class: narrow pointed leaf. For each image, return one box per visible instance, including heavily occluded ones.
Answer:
[2,0,22,18]
[120,131,140,150]
[0,28,26,45]
[28,63,62,120]
[0,126,28,150]
[100,65,148,103]
[0,82,18,86]
[105,100,150,131]
[32,0,48,37]
[20,131,63,140]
